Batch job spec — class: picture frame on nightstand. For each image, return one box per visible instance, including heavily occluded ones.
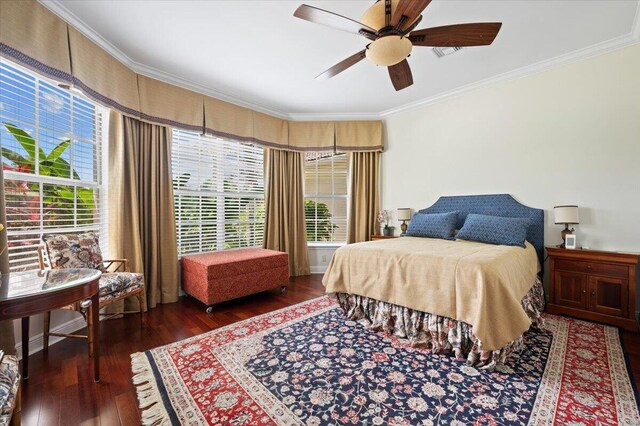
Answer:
[565,234,577,249]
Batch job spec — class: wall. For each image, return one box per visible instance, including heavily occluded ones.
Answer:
[309,245,339,274]
[382,44,640,254]
[312,47,640,275]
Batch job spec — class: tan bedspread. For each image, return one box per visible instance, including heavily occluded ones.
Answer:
[322,237,540,351]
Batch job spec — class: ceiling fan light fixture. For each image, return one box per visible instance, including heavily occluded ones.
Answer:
[360,0,419,31]
[366,35,413,67]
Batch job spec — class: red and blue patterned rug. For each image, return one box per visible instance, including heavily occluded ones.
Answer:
[131,296,640,425]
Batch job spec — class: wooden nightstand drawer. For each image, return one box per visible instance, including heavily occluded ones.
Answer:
[554,259,628,278]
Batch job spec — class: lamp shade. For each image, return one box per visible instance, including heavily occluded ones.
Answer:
[397,208,412,221]
[554,205,579,224]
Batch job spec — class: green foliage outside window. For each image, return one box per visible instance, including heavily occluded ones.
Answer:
[1,122,96,231]
[305,199,337,241]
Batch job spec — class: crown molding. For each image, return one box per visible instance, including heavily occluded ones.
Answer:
[41,0,640,122]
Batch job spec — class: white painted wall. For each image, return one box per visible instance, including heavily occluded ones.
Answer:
[382,44,640,254]
[309,245,341,274]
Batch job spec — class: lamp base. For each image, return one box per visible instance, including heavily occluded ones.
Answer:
[400,221,408,235]
[560,224,574,248]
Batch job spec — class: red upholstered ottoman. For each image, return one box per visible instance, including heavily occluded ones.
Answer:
[181,248,289,311]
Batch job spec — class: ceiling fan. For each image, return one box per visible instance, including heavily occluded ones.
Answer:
[293,0,502,91]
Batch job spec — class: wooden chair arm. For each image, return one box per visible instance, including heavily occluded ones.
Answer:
[102,259,129,272]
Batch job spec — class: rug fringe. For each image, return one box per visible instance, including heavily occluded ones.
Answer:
[131,352,171,426]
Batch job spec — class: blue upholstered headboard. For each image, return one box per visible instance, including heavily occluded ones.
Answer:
[419,194,545,267]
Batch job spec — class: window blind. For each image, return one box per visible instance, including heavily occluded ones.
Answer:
[0,59,106,271]
[304,152,348,243]
[172,129,264,255]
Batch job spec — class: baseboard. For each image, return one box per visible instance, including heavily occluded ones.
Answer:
[310,266,327,274]
[14,316,87,361]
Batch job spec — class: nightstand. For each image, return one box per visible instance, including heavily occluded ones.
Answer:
[370,235,398,241]
[547,246,639,331]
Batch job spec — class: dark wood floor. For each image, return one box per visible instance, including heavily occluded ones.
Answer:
[18,275,640,425]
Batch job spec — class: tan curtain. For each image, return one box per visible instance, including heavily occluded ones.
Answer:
[347,152,381,244]
[0,166,16,355]
[108,111,179,309]
[263,149,310,276]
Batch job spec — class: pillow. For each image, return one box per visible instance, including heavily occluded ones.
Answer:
[455,214,530,247]
[42,232,106,272]
[405,211,458,240]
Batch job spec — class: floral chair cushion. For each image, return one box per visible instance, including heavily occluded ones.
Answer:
[42,233,106,272]
[99,272,144,298]
[0,355,19,426]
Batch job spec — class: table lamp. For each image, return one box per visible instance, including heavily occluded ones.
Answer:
[554,205,579,247]
[397,208,412,235]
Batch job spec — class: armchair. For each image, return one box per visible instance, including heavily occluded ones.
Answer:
[37,233,146,353]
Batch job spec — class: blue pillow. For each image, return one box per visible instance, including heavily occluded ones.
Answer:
[405,211,458,240]
[456,214,530,247]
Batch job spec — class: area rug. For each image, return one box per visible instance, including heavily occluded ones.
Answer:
[131,296,640,425]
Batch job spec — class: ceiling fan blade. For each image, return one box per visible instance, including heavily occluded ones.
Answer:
[409,23,503,47]
[316,50,367,80]
[391,0,433,30]
[294,4,377,41]
[388,59,413,91]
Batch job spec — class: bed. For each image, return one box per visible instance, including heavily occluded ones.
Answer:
[322,194,545,369]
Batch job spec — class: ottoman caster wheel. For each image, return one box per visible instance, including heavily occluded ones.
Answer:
[206,306,213,314]
[280,286,287,294]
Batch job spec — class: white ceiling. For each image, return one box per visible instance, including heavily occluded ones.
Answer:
[44,1,640,119]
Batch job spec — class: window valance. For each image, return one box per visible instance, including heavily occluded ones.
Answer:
[335,121,384,152]
[68,27,141,117]
[138,75,204,132]
[0,0,383,152]
[288,121,335,151]
[204,96,254,142]
[0,0,71,80]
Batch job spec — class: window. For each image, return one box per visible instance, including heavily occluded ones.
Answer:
[172,129,264,255]
[0,60,106,271]
[304,152,348,244]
